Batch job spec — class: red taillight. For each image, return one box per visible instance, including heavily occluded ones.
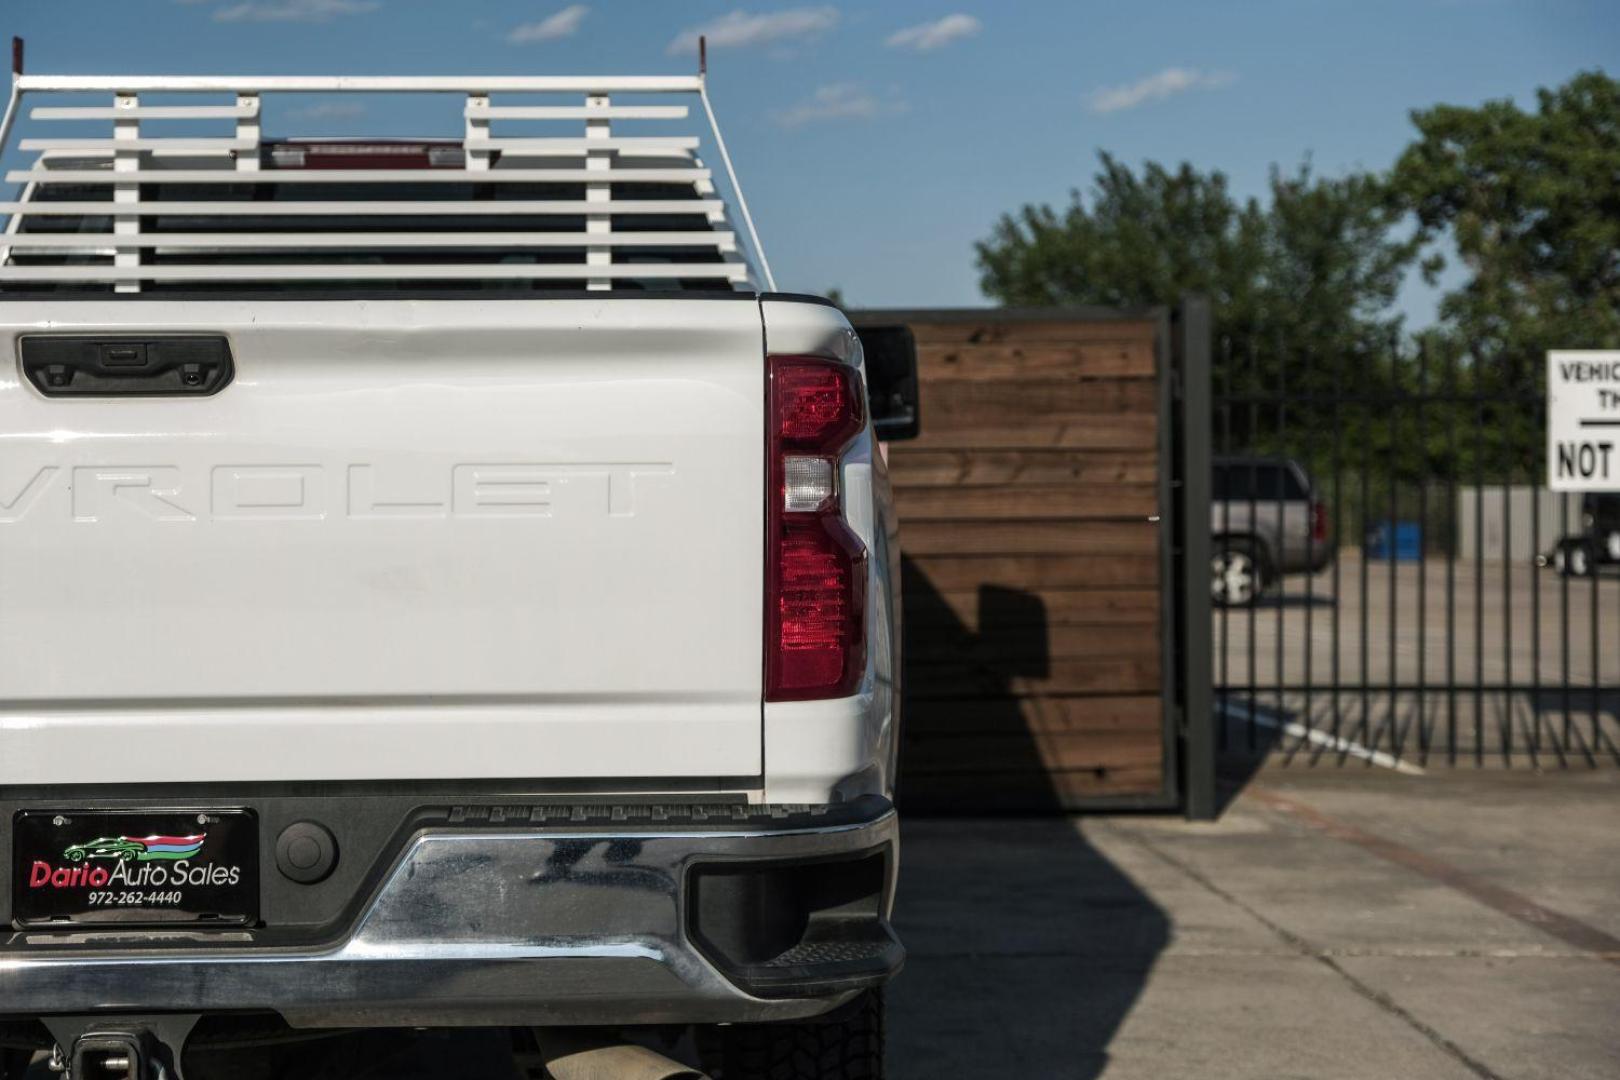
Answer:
[773,521,868,693]
[1312,499,1328,544]
[766,356,868,702]
[774,361,864,450]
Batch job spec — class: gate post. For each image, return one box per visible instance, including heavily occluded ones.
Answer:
[1175,297,1216,818]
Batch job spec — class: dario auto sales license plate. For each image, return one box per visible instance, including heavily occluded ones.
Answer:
[13,809,258,926]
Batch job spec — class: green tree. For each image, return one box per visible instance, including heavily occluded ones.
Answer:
[1391,70,1620,369]
[974,152,1417,386]
[975,154,1421,523]
[973,153,1264,326]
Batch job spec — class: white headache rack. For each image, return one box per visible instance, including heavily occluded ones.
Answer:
[0,51,775,294]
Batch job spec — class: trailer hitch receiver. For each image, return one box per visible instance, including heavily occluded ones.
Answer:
[42,1016,197,1080]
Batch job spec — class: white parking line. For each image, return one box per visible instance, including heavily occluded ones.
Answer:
[1217,700,1428,775]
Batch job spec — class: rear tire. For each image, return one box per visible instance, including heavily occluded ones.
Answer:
[1555,541,1594,578]
[1211,539,1265,606]
[698,990,884,1080]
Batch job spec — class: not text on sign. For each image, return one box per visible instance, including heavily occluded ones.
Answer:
[1547,350,1620,492]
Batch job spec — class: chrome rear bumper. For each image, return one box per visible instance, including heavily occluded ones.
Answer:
[0,807,899,1028]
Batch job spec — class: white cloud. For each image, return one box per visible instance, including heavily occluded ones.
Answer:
[212,0,380,22]
[668,7,839,56]
[290,101,367,120]
[885,13,980,52]
[1086,67,1235,114]
[508,4,588,44]
[774,83,906,129]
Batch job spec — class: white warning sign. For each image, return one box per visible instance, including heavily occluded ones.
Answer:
[1548,350,1620,492]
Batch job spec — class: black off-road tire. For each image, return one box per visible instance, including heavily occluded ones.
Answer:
[698,990,885,1080]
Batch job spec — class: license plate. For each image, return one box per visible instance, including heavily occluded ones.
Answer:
[13,809,258,927]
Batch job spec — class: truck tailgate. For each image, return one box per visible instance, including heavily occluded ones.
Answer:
[0,299,765,785]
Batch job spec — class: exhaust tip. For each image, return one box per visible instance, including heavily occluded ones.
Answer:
[532,1028,709,1080]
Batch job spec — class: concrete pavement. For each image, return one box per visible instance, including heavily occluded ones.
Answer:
[889,768,1620,1079]
[1220,553,1619,687]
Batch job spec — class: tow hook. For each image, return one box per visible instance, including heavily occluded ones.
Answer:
[42,1017,196,1080]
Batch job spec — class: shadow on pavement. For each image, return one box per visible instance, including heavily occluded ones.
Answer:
[886,559,1171,1077]
[887,817,1171,1079]
[1211,696,1286,816]
[1526,688,1620,765]
[1251,592,1338,610]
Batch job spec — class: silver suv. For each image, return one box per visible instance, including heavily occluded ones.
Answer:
[1211,456,1334,605]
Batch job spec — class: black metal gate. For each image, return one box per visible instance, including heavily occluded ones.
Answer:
[1173,299,1619,800]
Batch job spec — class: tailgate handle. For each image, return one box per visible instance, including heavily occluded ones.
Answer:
[20,335,233,397]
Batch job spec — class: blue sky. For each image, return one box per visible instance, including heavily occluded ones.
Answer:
[3,0,1616,323]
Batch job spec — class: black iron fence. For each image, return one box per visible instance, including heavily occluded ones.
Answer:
[1193,330,1619,770]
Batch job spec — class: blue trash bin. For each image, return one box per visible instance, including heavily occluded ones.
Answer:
[1366,520,1422,560]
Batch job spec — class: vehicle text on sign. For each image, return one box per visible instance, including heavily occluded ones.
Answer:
[1547,350,1620,492]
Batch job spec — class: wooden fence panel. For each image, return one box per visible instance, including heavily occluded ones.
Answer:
[859,309,1168,810]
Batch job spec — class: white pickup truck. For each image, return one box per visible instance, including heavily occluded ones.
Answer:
[0,56,914,1080]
